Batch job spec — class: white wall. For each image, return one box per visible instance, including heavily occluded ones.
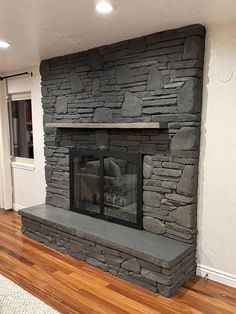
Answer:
[7,68,46,209]
[198,23,236,287]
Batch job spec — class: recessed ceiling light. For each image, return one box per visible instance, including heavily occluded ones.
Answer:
[0,40,10,48]
[96,1,114,14]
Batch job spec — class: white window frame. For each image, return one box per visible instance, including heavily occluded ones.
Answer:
[8,92,35,168]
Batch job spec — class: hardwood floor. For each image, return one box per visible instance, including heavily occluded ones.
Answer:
[0,209,236,314]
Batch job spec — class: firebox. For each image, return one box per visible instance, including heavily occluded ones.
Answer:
[69,149,143,229]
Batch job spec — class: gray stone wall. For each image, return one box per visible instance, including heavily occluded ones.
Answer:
[41,24,205,244]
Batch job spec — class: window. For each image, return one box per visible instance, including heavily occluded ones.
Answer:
[8,93,34,160]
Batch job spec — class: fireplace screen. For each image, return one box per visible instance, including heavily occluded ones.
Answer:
[70,149,142,229]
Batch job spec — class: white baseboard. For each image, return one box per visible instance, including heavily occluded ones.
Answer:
[13,204,25,212]
[197,264,236,288]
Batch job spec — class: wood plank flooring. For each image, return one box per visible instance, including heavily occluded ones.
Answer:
[0,209,236,314]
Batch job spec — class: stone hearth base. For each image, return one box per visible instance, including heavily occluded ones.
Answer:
[20,204,196,297]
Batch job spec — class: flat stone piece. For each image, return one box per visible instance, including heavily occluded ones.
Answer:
[158,274,186,297]
[162,181,177,190]
[93,108,112,122]
[143,98,177,107]
[165,194,193,205]
[92,78,100,94]
[106,255,124,265]
[45,122,168,129]
[143,205,165,214]
[168,59,203,70]
[171,205,197,228]
[143,156,153,179]
[183,36,204,60]
[70,70,84,93]
[143,156,153,166]
[152,113,200,123]
[166,223,196,241]
[47,194,70,209]
[143,179,162,188]
[154,168,182,178]
[147,64,162,90]
[141,269,174,285]
[86,257,107,270]
[44,147,53,157]
[56,96,67,114]
[143,163,153,179]
[19,204,193,268]
[117,65,131,84]
[139,144,156,154]
[143,107,175,114]
[121,258,140,273]
[170,127,199,151]
[143,186,171,194]
[45,164,53,183]
[70,240,84,253]
[121,91,142,117]
[143,217,166,235]
[41,86,48,97]
[138,259,161,272]
[177,165,198,196]
[162,162,184,170]
[39,60,50,76]
[178,78,202,113]
[143,191,162,207]
[128,37,146,52]
[141,268,160,282]
[88,48,103,70]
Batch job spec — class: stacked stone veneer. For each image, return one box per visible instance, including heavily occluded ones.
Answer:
[41,23,205,244]
[143,154,198,244]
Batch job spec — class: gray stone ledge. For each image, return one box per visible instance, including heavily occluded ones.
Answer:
[45,122,168,129]
[19,204,194,269]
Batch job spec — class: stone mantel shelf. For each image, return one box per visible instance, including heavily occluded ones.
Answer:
[45,122,168,129]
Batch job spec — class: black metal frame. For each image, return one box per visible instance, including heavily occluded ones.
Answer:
[0,72,32,80]
[69,149,143,230]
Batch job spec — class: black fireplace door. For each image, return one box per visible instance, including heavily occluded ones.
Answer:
[70,149,142,229]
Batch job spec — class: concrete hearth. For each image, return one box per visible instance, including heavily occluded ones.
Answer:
[20,204,196,297]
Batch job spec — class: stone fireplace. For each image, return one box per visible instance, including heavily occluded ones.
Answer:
[20,24,205,296]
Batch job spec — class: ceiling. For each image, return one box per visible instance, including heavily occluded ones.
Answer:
[0,0,236,73]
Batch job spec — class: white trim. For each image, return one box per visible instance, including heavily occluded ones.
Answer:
[11,161,35,171]
[12,156,34,164]
[197,264,236,288]
[13,203,24,211]
[9,92,31,101]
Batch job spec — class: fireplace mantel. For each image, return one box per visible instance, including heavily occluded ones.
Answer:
[45,122,168,129]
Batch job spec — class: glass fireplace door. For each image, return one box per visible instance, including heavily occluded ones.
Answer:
[70,149,142,229]
[103,156,138,224]
[72,154,101,215]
